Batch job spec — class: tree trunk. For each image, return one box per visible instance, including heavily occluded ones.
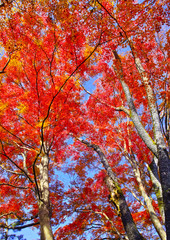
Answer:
[38,154,54,240]
[133,161,166,240]
[79,138,145,240]
[157,147,170,240]
[38,200,54,240]
[147,157,165,223]
[105,176,145,240]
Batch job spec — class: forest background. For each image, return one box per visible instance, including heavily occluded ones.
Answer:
[0,0,169,239]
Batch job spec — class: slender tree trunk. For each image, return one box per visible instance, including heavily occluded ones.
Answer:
[147,157,165,223]
[38,154,54,240]
[5,228,8,240]
[132,161,166,240]
[112,50,157,157]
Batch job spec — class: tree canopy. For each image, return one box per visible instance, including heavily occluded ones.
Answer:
[0,0,169,239]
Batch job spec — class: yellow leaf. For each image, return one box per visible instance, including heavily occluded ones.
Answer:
[0,101,8,114]
[18,102,27,114]
[36,120,50,128]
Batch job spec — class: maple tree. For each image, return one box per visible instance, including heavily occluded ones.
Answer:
[0,0,169,239]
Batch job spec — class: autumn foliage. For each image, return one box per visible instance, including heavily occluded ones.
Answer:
[0,0,169,239]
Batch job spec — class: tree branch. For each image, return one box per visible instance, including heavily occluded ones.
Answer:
[0,222,39,230]
[0,56,11,74]
[0,141,34,183]
[0,183,28,190]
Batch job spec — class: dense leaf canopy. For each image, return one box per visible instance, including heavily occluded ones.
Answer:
[0,0,169,239]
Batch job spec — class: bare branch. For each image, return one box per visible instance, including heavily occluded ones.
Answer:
[0,124,35,150]
[0,183,28,190]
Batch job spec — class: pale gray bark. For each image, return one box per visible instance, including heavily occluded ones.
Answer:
[38,154,54,240]
[112,51,158,157]
[130,157,166,240]
[134,57,166,149]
